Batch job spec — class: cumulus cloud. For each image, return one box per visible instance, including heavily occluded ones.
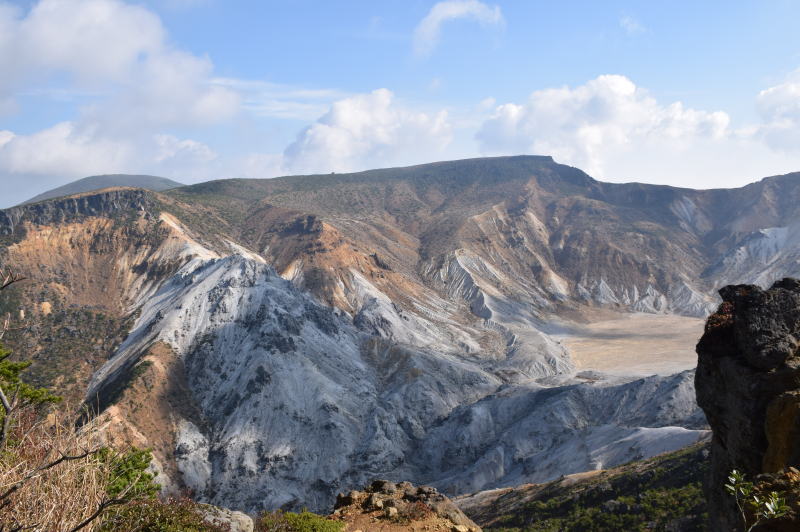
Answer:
[0,0,239,127]
[282,88,452,174]
[756,73,800,152]
[0,130,13,148]
[0,0,162,92]
[478,97,496,110]
[98,50,240,132]
[154,134,217,164]
[0,122,132,178]
[0,0,239,204]
[0,122,215,177]
[413,0,504,57]
[477,75,731,179]
[236,152,285,179]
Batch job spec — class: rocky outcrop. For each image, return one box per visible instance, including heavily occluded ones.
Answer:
[198,504,254,532]
[695,278,800,531]
[332,480,481,531]
[0,188,155,237]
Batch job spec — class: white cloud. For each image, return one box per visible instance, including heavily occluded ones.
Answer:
[0,130,13,148]
[0,122,132,178]
[0,122,217,178]
[413,0,504,57]
[282,88,452,174]
[756,72,800,152]
[477,75,732,180]
[0,121,219,204]
[0,0,163,88]
[99,49,240,131]
[154,134,217,164]
[3,1,800,203]
[0,0,240,204]
[214,78,347,121]
[478,97,496,110]
[0,0,239,128]
[620,15,645,35]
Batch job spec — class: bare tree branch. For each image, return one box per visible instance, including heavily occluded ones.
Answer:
[68,497,127,532]
[0,317,29,341]
[0,314,8,341]
[0,386,11,448]
[0,269,25,292]
[69,469,146,531]
[0,268,27,341]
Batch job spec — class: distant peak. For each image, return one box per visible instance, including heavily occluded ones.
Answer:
[22,174,184,205]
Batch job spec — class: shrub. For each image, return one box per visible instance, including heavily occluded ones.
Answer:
[99,497,231,532]
[0,268,175,530]
[0,401,169,531]
[257,509,344,532]
[0,344,61,445]
[99,447,161,500]
[725,469,789,532]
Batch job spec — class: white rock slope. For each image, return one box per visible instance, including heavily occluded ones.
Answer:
[88,253,708,512]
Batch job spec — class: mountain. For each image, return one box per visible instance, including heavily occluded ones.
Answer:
[1,155,799,514]
[22,174,184,205]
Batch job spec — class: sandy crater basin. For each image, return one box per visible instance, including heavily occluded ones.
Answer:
[555,313,706,376]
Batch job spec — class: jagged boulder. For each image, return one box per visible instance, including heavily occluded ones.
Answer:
[696,278,800,531]
[332,480,481,531]
[198,504,254,532]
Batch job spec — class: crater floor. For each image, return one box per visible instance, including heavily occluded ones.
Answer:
[555,313,706,376]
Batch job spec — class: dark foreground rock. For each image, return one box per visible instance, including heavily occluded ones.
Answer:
[696,278,800,531]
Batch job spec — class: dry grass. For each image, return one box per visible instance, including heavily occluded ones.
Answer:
[0,407,116,532]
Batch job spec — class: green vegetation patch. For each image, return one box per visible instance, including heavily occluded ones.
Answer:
[257,509,345,532]
[100,498,231,532]
[481,443,710,532]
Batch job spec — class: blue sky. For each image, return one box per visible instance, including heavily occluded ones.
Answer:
[2,0,800,205]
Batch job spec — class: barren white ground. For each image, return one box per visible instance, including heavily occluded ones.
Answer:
[555,313,706,376]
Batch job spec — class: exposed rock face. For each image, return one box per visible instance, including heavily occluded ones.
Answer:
[86,254,708,512]
[0,197,216,400]
[0,188,155,237]
[8,157,800,515]
[418,369,706,495]
[332,480,481,531]
[695,278,800,531]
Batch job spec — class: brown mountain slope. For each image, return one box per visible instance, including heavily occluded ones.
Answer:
[0,156,796,511]
[0,190,220,399]
[164,156,800,321]
[2,156,800,398]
